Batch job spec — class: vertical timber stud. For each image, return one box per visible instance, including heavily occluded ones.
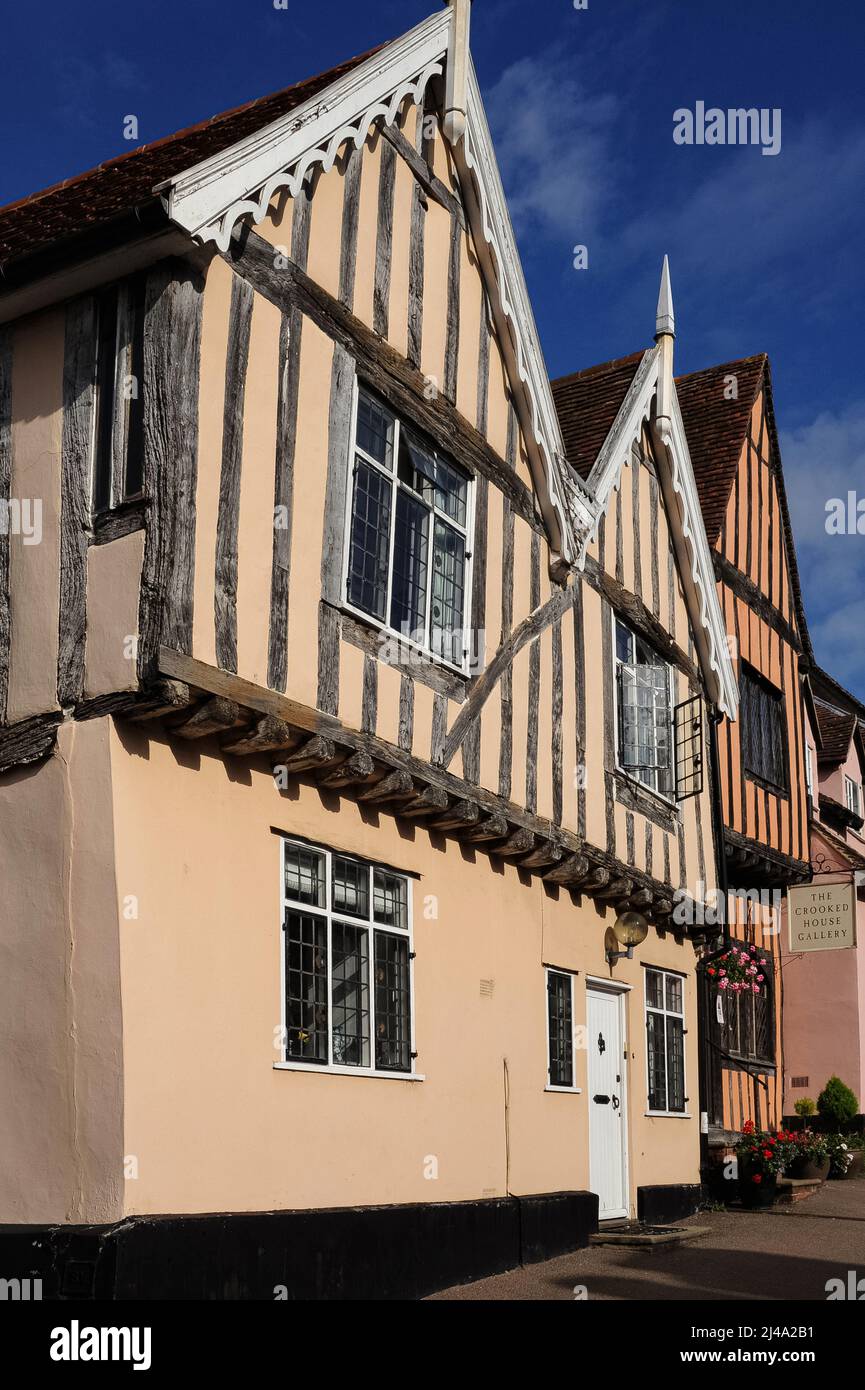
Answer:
[338,143,363,311]
[214,272,253,673]
[318,342,355,714]
[498,402,516,800]
[373,137,396,339]
[267,310,299,693]
[406,96,427,371]
[268,178,311,691]
[139,261,205,678]
[525,532,540,814]
[0,326,12,724]
[58,295,96,706]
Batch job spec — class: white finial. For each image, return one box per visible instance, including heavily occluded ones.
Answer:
[443,0,472,145]
[655,254,675,339]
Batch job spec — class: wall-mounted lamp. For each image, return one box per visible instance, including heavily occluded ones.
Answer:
[605,910,649,967]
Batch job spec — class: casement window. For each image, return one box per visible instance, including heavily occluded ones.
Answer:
[344,387,473,671]
[644,968,686,1114]
[280,839,414,1076]
[92,275,146,514]
[805,744,815,803]
[739,663,787,792]
[614,618,674,799]
[546,969,576,1090]
[844,775,862,818]
[721,972,774,1066]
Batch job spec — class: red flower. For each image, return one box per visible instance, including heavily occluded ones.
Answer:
[707,967,716,976]
[752,1174,762,1184]
[762,1149,773,1158]
[742,1120,755,1135]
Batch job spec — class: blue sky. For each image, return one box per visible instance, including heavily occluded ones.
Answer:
[2,0,863,694]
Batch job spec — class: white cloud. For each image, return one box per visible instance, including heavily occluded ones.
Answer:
[484,50,621,245]
[781,404,865,691]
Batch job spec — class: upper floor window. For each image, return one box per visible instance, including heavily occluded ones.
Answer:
[805,744,815,804]
[280,838,414,1077]
[614,618,674,799]
[344,387,473,671]
[92,275,146,514]
[740,663,787,792]
[845,775,862,818]
[720,969,774,1067]
[645,968,686,1115]
[546,969,576,1091]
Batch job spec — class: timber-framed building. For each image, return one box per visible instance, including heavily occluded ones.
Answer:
[0,4,744,1297]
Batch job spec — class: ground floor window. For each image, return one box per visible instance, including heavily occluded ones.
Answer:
[644,967,686,1113]
[546,969,576,1089]
[281,838,413,1075]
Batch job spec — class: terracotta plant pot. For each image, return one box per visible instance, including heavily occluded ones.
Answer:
[788,1154,830,1181]
[738,1170,778,1207]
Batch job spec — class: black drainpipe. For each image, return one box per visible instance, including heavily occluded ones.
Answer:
[697,706,730,1180]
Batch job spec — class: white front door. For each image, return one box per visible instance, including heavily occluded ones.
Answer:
[587,986,629,1219]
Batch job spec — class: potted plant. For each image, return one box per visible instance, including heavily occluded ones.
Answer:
[836,1134,865,1179]
[736,1121,792,1206]
[794,1097,816,1119]
[787,1129,831,1181]
[826,1133,855,1179]
[817,1076,859,1127]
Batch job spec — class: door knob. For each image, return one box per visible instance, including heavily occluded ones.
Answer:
[593,1094,610,1104]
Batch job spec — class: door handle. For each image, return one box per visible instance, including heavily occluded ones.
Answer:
[611,1095,620,1111]
[593,1094,610,1104]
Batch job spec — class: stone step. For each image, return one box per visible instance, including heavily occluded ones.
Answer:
[590,1222,711,1249]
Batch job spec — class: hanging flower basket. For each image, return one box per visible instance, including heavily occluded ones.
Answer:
[706,941,767,996]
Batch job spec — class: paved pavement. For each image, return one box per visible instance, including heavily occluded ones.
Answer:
[428,1177,865,1300]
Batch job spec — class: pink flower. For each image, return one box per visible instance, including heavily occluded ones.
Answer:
[752,984,760,994]
[757,974,764,983]
[719,978,729,990]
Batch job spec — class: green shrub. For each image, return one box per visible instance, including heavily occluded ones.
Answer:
[794,1097,816,1118]
[817,1076,859,1124]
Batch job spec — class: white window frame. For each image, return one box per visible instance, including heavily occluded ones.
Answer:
[612,611,676,805]
[643,966,689,1118]
[544,967,581,1093]
[275,837,421,1082]
[340,380,476,677]
[845,774,862,817]
[805,744,815,803]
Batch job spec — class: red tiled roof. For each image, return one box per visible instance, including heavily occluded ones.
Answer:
[813,699,856,763]
[551,351,646,480]
[0,45,382,271]
[675,354,766,547]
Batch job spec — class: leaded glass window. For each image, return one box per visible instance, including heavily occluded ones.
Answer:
[645,967,686,1114]
[346,387,472,671]
[281,840,413,1075]
[615,619,674,798]
[547,969,575,1089]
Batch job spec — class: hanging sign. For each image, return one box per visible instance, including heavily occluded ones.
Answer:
[788,880,857,952]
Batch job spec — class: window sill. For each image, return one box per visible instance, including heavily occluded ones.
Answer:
[743,769,789,801]
[274,1062,424,1081]
[645,1111,692,1119]
[91,496,150,546]
[337,601,474,697]
[615,765,677,811]
[545,1085,582,1094]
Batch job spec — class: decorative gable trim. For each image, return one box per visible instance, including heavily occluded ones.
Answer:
[454,61,596,572]
[162,10,450,252]
[582,345,739,718]
[160,8,594,576]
